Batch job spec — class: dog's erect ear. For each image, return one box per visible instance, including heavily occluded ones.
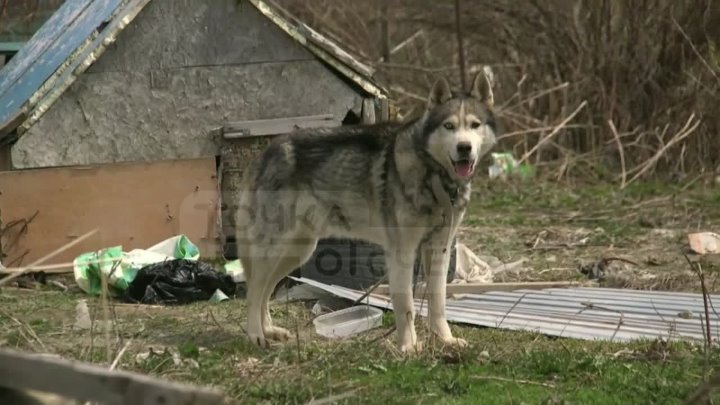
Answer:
[470,69,494,107]
[427,77,452,108]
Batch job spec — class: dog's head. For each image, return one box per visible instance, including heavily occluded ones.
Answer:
[420,69,498,182]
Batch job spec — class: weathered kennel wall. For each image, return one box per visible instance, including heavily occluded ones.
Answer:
[10,0,363,169]
[0,157,220,266]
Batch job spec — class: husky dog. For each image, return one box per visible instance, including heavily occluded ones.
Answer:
[236,70,498,352]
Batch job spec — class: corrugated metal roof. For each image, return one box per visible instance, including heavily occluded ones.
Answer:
[291,276,720,344]
[0,0,389,141]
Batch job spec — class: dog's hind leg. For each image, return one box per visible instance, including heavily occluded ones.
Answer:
[260,236,318,341]
[245,235,318,347]
[244,245,273,347]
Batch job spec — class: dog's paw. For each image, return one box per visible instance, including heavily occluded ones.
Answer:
[399,340,424,355]
[248,333,271,348]
[440,336,468,349]
[264,325,293,341]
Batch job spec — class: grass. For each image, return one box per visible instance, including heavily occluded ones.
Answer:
[1,286,719,405]
[2,179,720,404]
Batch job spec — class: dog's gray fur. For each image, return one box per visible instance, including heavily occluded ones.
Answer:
[236,70,498,352]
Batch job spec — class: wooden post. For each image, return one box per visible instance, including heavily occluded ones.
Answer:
[362,98,376,124]
[379,98,390,122]
[0,349,225,405]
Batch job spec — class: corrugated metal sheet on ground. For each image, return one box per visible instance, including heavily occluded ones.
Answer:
[291,277,720,344]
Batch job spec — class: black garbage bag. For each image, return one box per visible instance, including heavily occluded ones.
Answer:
[124,259,237,305]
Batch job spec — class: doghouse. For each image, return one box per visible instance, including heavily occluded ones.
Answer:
[0,0,454,289]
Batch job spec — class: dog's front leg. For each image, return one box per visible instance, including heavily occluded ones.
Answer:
[421,234,468,348]
[386,250,421,353]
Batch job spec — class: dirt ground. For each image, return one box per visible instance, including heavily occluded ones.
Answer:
[458,178,720,292]
[2,178,720,404]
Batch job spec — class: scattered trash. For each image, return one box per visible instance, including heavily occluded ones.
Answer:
[488,152,534,180]
[73,235,201,296]
[74,299,111,331]
[527,229,590,250]
[453,242,527,284]
[688,232,720,255]
[48,280,68,292]
[209,289,230,303]
[311,296,354,316]
[313,305,383,339]
[74,300,92,330]
[134,346,199,369]
[223,259,245,282]
[124,259,236,305]
[273,283,333,303]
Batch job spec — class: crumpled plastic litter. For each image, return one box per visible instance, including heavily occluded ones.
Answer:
[452,242,527,284]
[688,232,720,255]
[73,235,200,296]
[124,259,236,305]
[488,152,535,180]
[223,259,245,282]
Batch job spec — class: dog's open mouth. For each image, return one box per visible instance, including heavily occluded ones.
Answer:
[452,159,475,178]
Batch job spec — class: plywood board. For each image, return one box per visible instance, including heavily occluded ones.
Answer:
[0,157,221,266]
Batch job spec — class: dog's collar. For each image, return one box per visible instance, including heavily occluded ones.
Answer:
[415,149,469,208]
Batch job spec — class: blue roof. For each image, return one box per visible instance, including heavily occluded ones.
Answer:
[0,0,151,139]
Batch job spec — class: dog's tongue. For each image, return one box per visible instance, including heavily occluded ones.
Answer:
[454,161,473,178]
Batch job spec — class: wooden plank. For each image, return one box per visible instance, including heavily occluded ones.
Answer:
[379,98,390,122]
[222,114,339,139]
[0,157,221,266]
[372,281,596,296]
[361,98,376,124]
[0,348,224,405]
[0,258,121,275]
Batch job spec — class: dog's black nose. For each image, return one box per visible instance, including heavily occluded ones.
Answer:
[456,142,472,156]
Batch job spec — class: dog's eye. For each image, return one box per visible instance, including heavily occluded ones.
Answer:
[470,121,482,129]
[443,122,455,130]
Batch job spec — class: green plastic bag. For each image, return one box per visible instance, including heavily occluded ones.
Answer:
[73,235,201,296]
[73,246,135,297]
